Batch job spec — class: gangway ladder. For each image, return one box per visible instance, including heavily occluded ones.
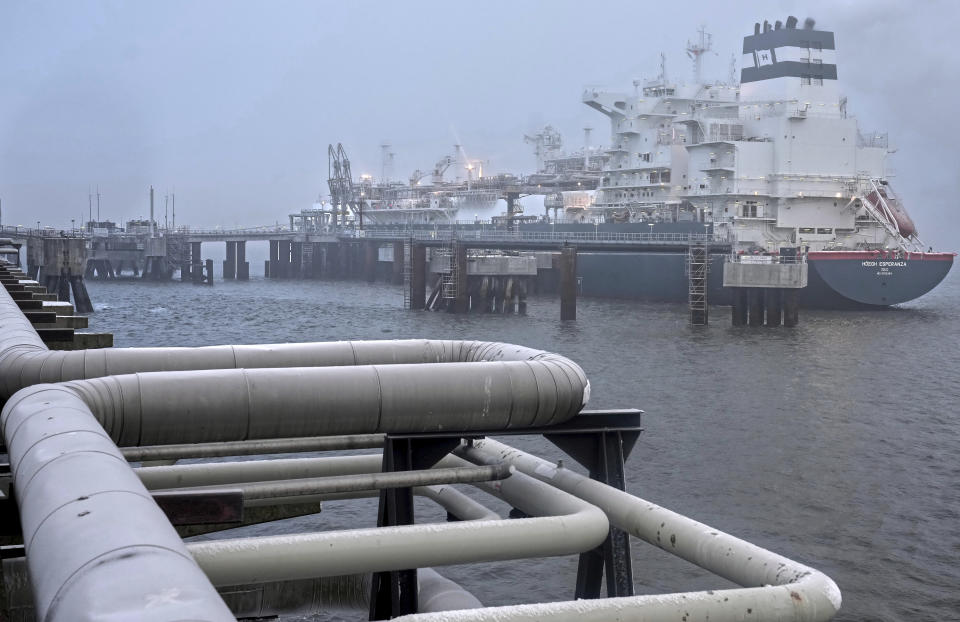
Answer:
[402,239,412,309]
[687,239,709,325]
[440,241,458,300]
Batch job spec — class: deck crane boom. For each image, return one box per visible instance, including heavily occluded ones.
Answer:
[327,143,363,228]
[431,155,456,185]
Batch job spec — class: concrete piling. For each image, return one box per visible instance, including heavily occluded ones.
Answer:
[236,241,249,280]
[765,289,783,327]
[326,243,339,279]
[205,259,214,285]
[364,241,378,283]
[277,240,292,279]
[291,241,303,279]
[731,288,748,326]
[558,245,577,321]
[223,241,237,280]
[191,242,203,284]
[338,242,350,278]
[747,288,764,326]
[453,241,468,313]
[268,240,279,279]
[392,242,404,284]
[783,289,799,327]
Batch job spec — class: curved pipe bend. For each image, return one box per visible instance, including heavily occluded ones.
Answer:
[425,439,841,622]
[186,453,608,586]
[0,290,588,405]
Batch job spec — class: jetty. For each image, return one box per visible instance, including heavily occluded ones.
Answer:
[0,258,841,621]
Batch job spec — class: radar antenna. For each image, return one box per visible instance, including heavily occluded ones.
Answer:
[686,25,713,83]
[657,53,668,84]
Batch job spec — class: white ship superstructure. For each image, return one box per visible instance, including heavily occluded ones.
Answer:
[585,18,926,253]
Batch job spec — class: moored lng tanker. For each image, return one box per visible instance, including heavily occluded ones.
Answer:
[561,16,954,308]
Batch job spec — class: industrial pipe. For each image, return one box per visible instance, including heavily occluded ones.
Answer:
[42,354,585,445]
[135,454,383,490]
[186,458,608,586]
[152,464,513,500]
[2,549,482,620]
[0,289,587,406]
[122,432,386,462]
[0,385,234,622]
[400,439,840,622]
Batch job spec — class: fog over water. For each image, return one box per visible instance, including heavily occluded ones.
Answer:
[1,0,958,248]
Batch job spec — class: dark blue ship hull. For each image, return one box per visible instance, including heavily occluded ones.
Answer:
[571,250,954,309]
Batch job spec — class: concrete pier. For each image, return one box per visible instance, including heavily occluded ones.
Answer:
[25,238,94,314]
[723,255,808,327]
[424,249,534,314]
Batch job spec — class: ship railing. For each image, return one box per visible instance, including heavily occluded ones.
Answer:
[352,229,728,245]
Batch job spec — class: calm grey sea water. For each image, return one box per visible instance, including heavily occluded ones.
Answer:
[83,268,960,622]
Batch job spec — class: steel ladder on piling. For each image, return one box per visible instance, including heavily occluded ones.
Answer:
[440,241,458,300]
[687,239,709,325]
[402,240,412,309]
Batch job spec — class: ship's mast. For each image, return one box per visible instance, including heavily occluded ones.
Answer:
[380,143,394,184]
[686,26,712,83]
[583,126,592,170]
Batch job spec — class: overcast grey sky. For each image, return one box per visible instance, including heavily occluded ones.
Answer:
[1,0,957,248]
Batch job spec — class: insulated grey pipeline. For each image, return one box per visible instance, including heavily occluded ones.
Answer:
[187,455,609,586]
[0,384,234,622]
[0,289,588,408]
[153,465,514,500]
[54,355,586,445]
[122,433,386,462]
[394,439,840,622]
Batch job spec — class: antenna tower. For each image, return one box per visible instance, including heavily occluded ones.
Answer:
[380,143,394,183]
[686,26,713,83]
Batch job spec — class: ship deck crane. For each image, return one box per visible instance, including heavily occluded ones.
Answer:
[327,143,363,228]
